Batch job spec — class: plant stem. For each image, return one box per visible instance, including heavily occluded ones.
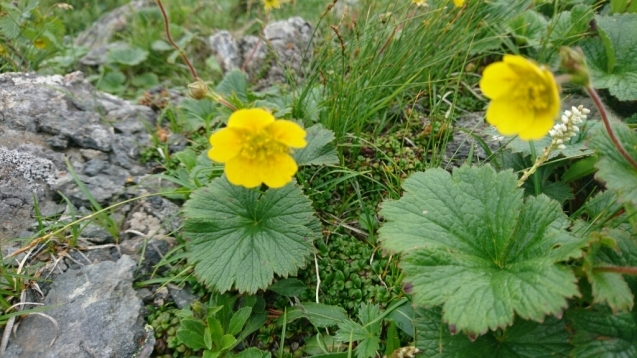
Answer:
[586,86,637,170]
[593,266,637,275]
[154,0,199,81]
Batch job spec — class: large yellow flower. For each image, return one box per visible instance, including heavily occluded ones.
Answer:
[479,55,560,140]
[208,108,306,189]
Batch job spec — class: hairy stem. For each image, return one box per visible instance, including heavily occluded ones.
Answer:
[155,0,198,81]
[586,86,637,170]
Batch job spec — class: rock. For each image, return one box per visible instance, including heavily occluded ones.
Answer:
[0,146,60,240]
[54,172,125,207]
[443,112,501,169]
[80,149,109,161]
[82,223,115,244]
[74,0,155,51]
[70,124,114,152]
[153,286,170,307]
[83,158,109,176]
[4,255,146,358]
[169,284,199,309]
[209,17,313,88]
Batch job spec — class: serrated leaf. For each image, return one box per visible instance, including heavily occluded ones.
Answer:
[335,320,379,358]
[208,316,224,343]
[267,278,307,297]
[183,176,319,293]
[292,124,339,166]
[228,307,252,336]
[415,307,571,358]
[585,228,637,312]
[508,11,548,46]
[580,14,637,100]
[216,70,248,103]
[568,306,637,357]
[589,119,637,207]
[106,43,148,66]
[177,318,208,350]
[300,302,349,327]
[379,166,588,335]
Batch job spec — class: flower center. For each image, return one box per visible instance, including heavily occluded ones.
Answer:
[240,130,288,161]
[512,77,551,111]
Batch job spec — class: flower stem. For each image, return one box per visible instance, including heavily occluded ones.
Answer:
[155,0,199,81]
[586,86,637,171]
[517,143,554,187]
[593,266,637,276]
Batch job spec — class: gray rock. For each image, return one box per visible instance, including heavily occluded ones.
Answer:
[46,134,69,149]
[74,0,155,51]
[209,17,313,88]
[80,148,109,161]
[82,223,115,244]
[83,158,109,176]
[0,146,60,240]
[71,124,114,152]
[443,112,501,169]
[169,285,199,309]
[54,172,124,207]
[4,255,146,358]
[208,30,241,72]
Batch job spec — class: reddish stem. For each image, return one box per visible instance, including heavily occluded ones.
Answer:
[586,86,637,171]
[155,0,198,81]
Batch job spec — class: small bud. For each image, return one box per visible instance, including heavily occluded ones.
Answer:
[559,47,591,87]
[188,80,208,100]
[56,3,73,10]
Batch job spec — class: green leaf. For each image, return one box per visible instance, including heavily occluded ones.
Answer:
[228,307,252,336]
[386,301,414,337]
[562,155,598,183]
[97,70,126,93]
[299,302,349,327]
[384,322,400,357]
[207,316,224,344]
[415,307,572,357]
[379,166,587,335]
[183,176,319,293]
[568,306,637,357]
[106,43,149,66]
[177,318,208,350]
[235,348,271,358]
[334,303,382,358]
[267,278,307,297]
[589,119,637,206]
[508,11,547,46]
[238,311,267,342]
[580,13,637,100]
[292,124,339,167]
[131,72,159,88]
[220,334,237,350]
[216,70,248,103]
[151,39,173,52]
[203,350,221,358]
[585,228,637,312]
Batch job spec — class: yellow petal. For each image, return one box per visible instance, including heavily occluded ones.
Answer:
[453,0,465,7]
[518,111,555,140]
[225,156,263,188]
[208,128,243,163]
[260,154,298,188]
[266,121,307,148]
[479,62,519,100]
[227,108,275,133]
[503,55,546,80]
[542,68,561,118]
[486,100,533,136]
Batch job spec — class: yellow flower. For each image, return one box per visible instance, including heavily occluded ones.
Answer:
[453,0,465,6]
[34,39,47,49]
[208,108,306,189]
[263,0,280,11]
[412,0,427,6]
[479,55,560,140]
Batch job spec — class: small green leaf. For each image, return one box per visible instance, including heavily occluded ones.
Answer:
[292,124,339,167]
[335,304,383,358]
[235,348,271,358]
[415,307,572,357]
[228,307,252,336]
[221,334,237,350]
[508,11,547,46]
[183,176,319,293]
[589,119,637,206]
[581,13,637,100]
[379,166,588,335]
[177,318,207,350]
[300,302,349,327]
[568,306,637,357]
[216,70,248,103]
[384,322,400,357]
[203,350,221,358]
[107,43,149,66]
[97,70,126,94]
[151,39,173,52]
[386,301,414,337]
[237,311,267,342]
[204,327,213,350]
[207,316,224,344]
[267,278,307,297]
[131,72,159,88]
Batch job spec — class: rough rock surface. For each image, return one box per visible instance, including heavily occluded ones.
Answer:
[208,17,313,88]
[443,112,500,168]
[0,71,153,240]
[4,255,146,358]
